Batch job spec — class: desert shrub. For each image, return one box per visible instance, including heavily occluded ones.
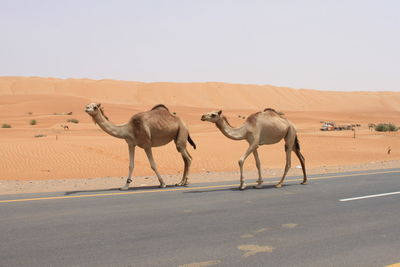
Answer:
[2,123,11,128]
[30,119,37,125]
[388,124,398,131]
[67,118,79,124]
[375,124,388,132]
[27,112,33,115]
[375,123,398,132]
[34,134,46,138]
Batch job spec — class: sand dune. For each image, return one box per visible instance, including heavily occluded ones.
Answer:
[2,76,400,111]
[0,76,399,191]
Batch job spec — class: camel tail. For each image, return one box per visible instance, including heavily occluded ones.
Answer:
[188,135,196,150]
[294,135,301,151]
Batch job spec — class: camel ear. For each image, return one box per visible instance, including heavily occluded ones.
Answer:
[217,110,222,116]
[97,103,101,108]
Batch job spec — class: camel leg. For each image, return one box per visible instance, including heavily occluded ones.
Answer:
[176,148,192,186]
[144,147,166,188]
[174,130,192,186]
[238,144,258,190]
[120,145,135,190]
[253,149,263,189]
[276,144,292,188]
[294,148,307,185]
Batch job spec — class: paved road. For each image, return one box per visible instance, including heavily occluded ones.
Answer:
[1,169,400,267]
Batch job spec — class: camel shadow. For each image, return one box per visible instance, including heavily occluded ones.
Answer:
[64,184,177,195]
[64,183,295,195]
[185,183,293,194]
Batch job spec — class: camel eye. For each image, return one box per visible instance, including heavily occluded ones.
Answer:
[211,114,216,117]
[94,106,97,110]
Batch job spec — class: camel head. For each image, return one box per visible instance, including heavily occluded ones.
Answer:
[85,103,102,116]
[201,110,223,123]
[85,103,109,123]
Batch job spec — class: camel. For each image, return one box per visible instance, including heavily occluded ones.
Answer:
[85,103,196,190]
[201,108,307,190]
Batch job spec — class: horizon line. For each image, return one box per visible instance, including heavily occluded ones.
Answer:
[0,75,396,93]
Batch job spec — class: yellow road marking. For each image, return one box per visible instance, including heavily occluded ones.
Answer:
[385,263,400,267]
[178,260,221,267]
[0,169,399,204]
[282,223,298,229]
[237,244,274,257]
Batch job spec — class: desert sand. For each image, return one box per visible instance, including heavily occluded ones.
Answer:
[1,76,400,194]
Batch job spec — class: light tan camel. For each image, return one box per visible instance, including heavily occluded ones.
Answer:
[201,108,307,190]
[85,103,196,190]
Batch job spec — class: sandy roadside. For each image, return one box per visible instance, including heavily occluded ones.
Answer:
[1,160,399,195]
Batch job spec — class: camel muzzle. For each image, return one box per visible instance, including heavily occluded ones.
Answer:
[201,116,206,121]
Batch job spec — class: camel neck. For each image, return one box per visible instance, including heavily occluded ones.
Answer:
[93,112,127,139]
[215,117,247,140]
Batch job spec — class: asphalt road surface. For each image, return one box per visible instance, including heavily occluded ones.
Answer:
[1,169,400,267]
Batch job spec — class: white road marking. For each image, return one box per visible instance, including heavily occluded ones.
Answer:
[340,191,400,202]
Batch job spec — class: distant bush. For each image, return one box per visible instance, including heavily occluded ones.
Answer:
[27,112,33,115]
[2,123,11,128]
[375,123,398,132]
[30,119,37,125]
[67,118,79,124]
[34,134,46,138]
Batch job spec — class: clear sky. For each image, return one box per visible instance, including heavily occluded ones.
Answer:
[1,0,399,91]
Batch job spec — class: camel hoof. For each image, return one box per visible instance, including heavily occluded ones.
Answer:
[254,184,263,189]
[239,184,246,190]
[120,186,129,191]
[275,184,282,188]
[175,181,190,187]
[159,184,167,188]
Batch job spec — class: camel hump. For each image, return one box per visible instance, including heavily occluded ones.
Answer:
[151,104,169,111]
[264,108,285,116]
[264,108,277,112]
